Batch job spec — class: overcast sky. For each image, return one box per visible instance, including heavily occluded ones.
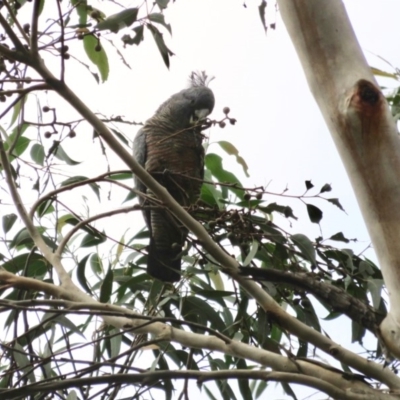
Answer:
[59,0,400,253]
[3,1,400,398]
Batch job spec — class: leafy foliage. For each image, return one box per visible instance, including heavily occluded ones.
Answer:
[0,1,395,400]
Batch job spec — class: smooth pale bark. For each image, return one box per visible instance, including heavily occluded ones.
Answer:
[278,0,400,358]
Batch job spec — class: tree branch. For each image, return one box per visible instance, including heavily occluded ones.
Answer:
[0,369,394,400]
[28,170,131,219]
[55,205,140,256]
[0,137,71,284]
[18,51,400,389]
[2,0,30,45]
[0,84,50,121]
[240,267,383,334]
[0,276,393,397]
[30,0,42,55]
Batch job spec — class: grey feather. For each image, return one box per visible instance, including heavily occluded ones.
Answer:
[133,72,215,282]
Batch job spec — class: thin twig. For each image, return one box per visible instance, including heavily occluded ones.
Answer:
[0,369,387,400]
[55,205,139,256]
[55,0,65,81]
[0,136,70,283]
[30,0,42,55]
[0,84,50,121]
[28,170,131,219]
[2,0,30,45]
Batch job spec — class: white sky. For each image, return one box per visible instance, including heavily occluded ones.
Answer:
[59,0,400,253]
[2,1,400,399]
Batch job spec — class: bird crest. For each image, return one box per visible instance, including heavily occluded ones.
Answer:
[189,71,215,88]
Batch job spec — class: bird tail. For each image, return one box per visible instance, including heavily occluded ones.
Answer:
[147,237,182,282]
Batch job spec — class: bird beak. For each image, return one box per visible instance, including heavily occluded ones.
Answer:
[191,108,210,124]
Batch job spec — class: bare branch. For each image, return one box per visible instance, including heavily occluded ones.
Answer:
[0,369,395,400]
[0,136,70,284]
[0,84,50,121]
[30,0,42,55]
[2,0,30,45]
[0,276,392,397]
[25,52,400,389]
[240,267,383,335]
[28,170,131,219]
[277,0,400,360]
[55,205,138,256]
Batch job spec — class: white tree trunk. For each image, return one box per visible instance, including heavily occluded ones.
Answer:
[278,0,400,358]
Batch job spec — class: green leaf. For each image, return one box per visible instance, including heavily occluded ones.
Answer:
[297,340,308,357]
[205,153,244,200]
[148,13,172,35]
[217,140,249,177]
[83,35,110,82]
[77,254,93,294]
[258,0,267,33]
[10,228,35,249]
[81,232,107,247]
[156,0,170,10]
[30,143,45,165]
[359,260,374,277]
[320,183,332,193]
[100,266,114,303]
[147,24,174,69]
[13,343,36,383]
[4,124,30,160]
[37,199,54,217]
[243,240,259,266]
[306,203,323,224]
[110,128,129,146]
[90,253,103,274]
[2,213,17,233]
[8,97,26,128]
[327,198,346,212]
[371,67,398,80]
[54,143,81,165]
[367,278,384,309]
[201,169,224,208]
[51,314,86,338]
[2,252,48,274]
[109,328,121,359]
[121,25,144,46]
[181,296,226,332]
[204,386,218,400]
[13,136,30,157]
[108,172,133,180]
[67,391,78,400]
[291,233,316,266]
[96,8,138,32]
[236,358,252,400]
[322,311,342,321]
[352,320,365,344]
[255,380,268,399]
[329,232,350,243]
[305,180,314,190]
[71,0,87,25]
[259,202,297,219]
[60,176,100,201]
